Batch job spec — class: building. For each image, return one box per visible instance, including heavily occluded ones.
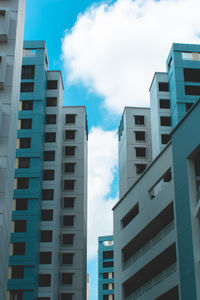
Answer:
[98,236,114,300]
[0,1,25,299]
[7,41,88,300]
[118,107,152,198]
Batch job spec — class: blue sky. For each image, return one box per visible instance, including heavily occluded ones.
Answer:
[24,0,200,299]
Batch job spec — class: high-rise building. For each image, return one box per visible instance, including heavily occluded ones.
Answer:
[98,236,114,300]
[0,1,25,299]
[7,41,88,300]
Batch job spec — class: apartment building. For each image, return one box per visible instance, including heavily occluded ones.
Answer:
[98,236,114,300]
[0,1,25,299]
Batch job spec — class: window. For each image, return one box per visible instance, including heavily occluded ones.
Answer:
[103,284,109,290]
[158,82,169,91]
[38,298,50,300]
[47,80,57,90]
[62,234,74,245]
[20,119,32,129]
[40,230,52,242]
[43,170,54,181]
[149,169,172,199]
[13,242,25,255]
[10,290,23,300]
[42,189,54,200]
[17,178,29,189]
[40,252,52,264]
[61,273,73,285]
[39,274,51,287]
[103,261,113,268]
[134,115,144,125]
[44,151,55,161]
[185,85,200,95]
[63,197,75,208]
[20,82,34,93]
[63,215,74,226]
[103,272,114,279]
[21,100,33,110]
[19,138,31,149]
[135,147,146,158]
[186,103,193,112]
[160,116,171,126]
[64,163,75,173]
[15,198,28,210]
[135,131,145,141]
[18,157,30,168]
[103,295,114,300]
[14,220,26,232]
[21,65,35,79]
[136,164,146,174]
[65,130,76,140]
[159,99,170,109]
[46,114,56,124]
[121,203,139,228]
[183,68,200,82]
[65,146,75,156]
[66,114,76,124]
[62,253,74,265]
[60,293,73,300]
[45,132,56,143]
[11,266,24,279]
[64,180,75,190]
[46,97,57,107]
[41,210,53,221]
[161,134,171,144]
[103,250,113,259]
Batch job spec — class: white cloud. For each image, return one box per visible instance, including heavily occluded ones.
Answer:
[62,0,200,114]
[87,127,118,259]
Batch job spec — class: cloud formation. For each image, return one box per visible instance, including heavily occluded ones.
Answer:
[62,0,200,114]
[87,127,118,259]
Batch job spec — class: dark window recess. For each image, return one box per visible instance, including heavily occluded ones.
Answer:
[103,296,113,300]
[10,290,23,300]
[40,252,52,264]
[64,180,75,190]
[103,261,113,268]
[44,151,55,161]
[183,68,200,82]
[11,266,24,279]
[20,119,32,129]
[21,65,35,79]
[65,130,76,139]
[46,97,57,107]
[135,147,146,158]
[65,146,75,156]
[45,132,56,143]
[103,273,109,279]
[103,250,113,259]
[135,131,145,141]
[16,198,28,211]
[18,157,30,168]
[62,253,74,264]
[61,273,73,285]
[150,169,172,199]
[17,178,29,189]
[161,134,171,144]
[66,114,76,124]
[40,230,52,242]
[163,170,172,182]
[160,116,171,126]
[122,203,139,228]
[159,99,170,109]
[60,294,73,300]
[63,215,74,226]
[103,284,109,290]
[39,274,51,287]
[135,115,144,125]
[186,103,193,112]
[63,197,75,208]
[47,80,57,90]
[38,298,50,300]
[62,234,74,245]
[22,100,33,111]
[14,220,27,233]
[41,210,53,221]
[136,164,146,174]
[185,85,200,96]
[64,163,75,173]
[46,114,56,124]
[155,286,179,300]
[19,138,31,149]
[42,189,54,200]
[13,242,25,255]
[43,170,55,181]
[20,82,34,93]
[158,82,169,92]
